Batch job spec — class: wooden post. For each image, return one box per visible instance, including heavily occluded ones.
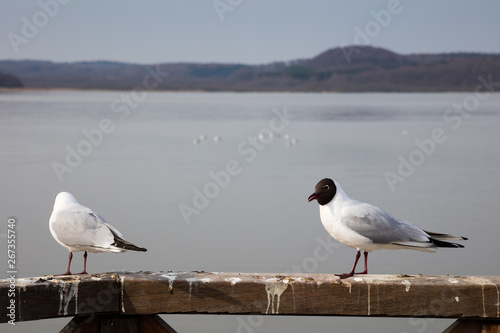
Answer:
[443,319,500,333]
[60,314,178,333]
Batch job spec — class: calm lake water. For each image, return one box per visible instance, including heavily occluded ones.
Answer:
[1,91,500,332]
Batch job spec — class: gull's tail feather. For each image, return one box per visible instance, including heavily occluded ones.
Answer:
[424,231,468,241]
[390,241,437,252]
[391,234,466,251]
[109,229,147,252]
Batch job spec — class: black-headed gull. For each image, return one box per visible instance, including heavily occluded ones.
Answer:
[308,178,467,279]
[49,192,147,275]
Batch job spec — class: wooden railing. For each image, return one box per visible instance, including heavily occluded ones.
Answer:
[1,272,499,332]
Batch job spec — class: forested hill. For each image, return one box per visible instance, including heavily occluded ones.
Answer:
[0,70,23,88]
[0,46,499,92]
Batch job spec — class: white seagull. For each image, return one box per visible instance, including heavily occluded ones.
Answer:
[49,192,147,275]
[308,178,466,279]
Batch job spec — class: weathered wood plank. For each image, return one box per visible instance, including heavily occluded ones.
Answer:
[120,272,500,319]
[0,273,120,323]
[1,272,499,324]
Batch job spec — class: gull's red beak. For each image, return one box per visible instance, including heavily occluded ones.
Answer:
[308,193,318,202]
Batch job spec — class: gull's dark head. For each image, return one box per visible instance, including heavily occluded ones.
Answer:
[308,178,337,206]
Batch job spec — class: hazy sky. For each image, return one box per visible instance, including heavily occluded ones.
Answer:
[1,0,500,64]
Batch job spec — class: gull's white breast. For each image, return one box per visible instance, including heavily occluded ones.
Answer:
[319,203,376,251]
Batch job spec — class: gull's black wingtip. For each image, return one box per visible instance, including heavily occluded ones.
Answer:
[424,231,468,241]
[120,242,147,252]
[112,237,147,252]
[430,238,465,248]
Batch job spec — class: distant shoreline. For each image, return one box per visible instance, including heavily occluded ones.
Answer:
[1,87,497,94]
[2,46,499,93]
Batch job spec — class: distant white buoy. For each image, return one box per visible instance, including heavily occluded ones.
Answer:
[213,136,221,142]
[283,134,290,140]
[199,134,207,140]
[291,138,298,145]
[193,138,200,145]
